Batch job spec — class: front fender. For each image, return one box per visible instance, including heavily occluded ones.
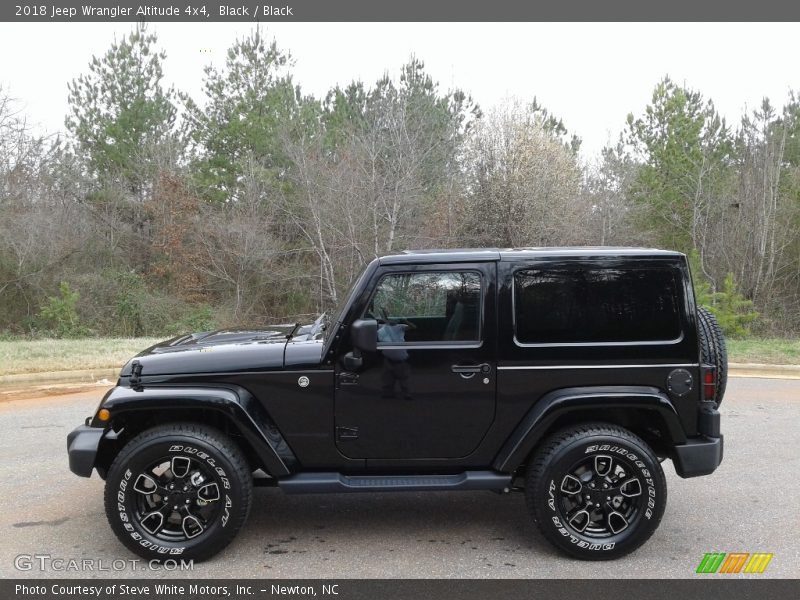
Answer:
[98,384,295,476]
[493,386,686,473]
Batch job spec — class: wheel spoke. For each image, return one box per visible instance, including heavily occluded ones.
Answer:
[133,473,162,495]
[560,474,582,495]
[567,508,591,533]
[197,482,220,502]
[171,456,191,478]
[594,455,613,477]
[140,510,167,535]
[619,477,642,497]
[182,514,204,539]
[607,510,629,534]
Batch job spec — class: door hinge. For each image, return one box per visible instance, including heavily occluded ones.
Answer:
[336,426,359,441]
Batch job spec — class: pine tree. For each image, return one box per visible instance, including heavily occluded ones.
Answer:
[66,24,178,199]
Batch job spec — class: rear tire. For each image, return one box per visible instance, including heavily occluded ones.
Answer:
[104,423,252,562]
[525,423,666,560]
[697,307,728,406]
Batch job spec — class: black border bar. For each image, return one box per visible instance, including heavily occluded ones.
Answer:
[2,1,800,22]
[4,579,800,600]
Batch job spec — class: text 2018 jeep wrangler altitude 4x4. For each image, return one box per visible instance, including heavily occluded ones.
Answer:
[67,248,725,561]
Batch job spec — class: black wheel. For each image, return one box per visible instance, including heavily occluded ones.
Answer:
[697,307,728,406]
[525,423,666,560]
[104,423,252,562]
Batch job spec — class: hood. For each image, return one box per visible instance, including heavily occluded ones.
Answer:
[119,326,323,378]
[146,327,295,352]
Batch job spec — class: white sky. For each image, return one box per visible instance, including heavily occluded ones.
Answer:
[0,22,798,159]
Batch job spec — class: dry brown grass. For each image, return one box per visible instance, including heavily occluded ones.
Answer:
[0,338,161,375]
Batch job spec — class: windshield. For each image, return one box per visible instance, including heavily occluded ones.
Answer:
[326,263,371,335]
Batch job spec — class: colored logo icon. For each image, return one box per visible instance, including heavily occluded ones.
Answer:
[696,552,773,574]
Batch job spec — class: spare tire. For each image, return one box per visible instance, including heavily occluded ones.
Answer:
[696,307,728,406]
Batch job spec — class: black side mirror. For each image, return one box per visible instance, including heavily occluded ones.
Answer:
[351,318,378,353]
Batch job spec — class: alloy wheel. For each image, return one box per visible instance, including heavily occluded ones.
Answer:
[131,455,222,542]
[556,454,644,537]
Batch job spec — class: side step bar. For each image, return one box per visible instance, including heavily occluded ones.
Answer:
[278,471,512,494]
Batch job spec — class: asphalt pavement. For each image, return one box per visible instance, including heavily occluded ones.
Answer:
[1,378,798,579]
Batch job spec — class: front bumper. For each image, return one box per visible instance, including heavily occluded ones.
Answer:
[67,424,105,477]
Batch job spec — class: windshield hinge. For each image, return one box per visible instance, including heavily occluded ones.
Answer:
[130,360,143,390]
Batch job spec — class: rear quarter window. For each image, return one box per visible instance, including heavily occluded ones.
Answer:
[513,267,682,344]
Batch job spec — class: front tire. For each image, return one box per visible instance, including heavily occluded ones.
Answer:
[104,423,252,562]
[525,423,666,560]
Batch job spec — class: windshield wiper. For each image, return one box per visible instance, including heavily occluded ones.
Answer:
[286,322,302,340]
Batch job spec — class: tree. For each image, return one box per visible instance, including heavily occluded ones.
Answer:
[461,98,584,247]
[694,268,759,338]
[193,167,296,323]
[625,77,733,285]
[66,24,179,199]
[279,58,478,309]
[184,28,307,203]
[0,87,91,333]
[38,281,86,337]
[724,96,800,309]
[358,58,478,252]
[582,141,642,246]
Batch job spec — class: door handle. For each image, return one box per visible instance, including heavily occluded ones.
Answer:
[338,372,359,385]
[451,363,491,375]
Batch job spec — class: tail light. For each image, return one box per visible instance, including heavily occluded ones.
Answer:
[702,367,716,401]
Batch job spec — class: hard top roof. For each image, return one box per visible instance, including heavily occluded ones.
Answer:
[378,247,684,265]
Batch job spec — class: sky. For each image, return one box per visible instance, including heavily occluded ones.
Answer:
[0,22,798,160]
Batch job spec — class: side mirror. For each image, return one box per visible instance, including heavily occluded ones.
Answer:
[351,318,378,353]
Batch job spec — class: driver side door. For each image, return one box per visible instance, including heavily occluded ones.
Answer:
[334,263,497,460]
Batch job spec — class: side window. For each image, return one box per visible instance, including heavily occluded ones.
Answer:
[369,271,482,343]
[514,267,682,344]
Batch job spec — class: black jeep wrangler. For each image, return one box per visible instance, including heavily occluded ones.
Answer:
[67,248,725,561]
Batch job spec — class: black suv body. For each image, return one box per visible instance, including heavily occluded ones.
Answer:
[67,248,725,561]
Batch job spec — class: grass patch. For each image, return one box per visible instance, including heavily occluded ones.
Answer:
[727,338,800,365]
[0,338,162,376]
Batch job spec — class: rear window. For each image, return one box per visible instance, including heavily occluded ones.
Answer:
[513,267,682,344]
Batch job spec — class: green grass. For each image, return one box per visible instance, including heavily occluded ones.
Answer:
[0,338,162,376]
[726,338,800,365]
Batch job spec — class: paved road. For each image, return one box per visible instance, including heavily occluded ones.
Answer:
[1,378,798,579]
